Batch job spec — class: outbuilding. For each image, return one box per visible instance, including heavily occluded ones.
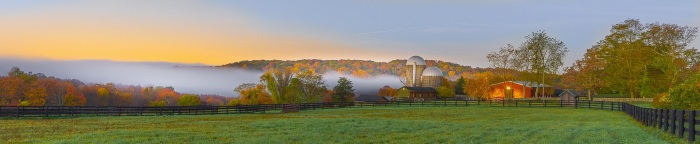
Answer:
[397,86,437,102]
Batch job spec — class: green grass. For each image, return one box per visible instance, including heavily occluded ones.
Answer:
[0,107,691,144]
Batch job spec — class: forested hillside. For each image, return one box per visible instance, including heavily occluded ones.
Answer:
[219,59,492,79]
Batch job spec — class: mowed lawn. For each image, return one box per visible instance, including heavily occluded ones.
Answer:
[0,106,685,144]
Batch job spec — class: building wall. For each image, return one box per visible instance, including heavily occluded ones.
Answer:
[405,65,425,87]
[489,81,532,99]
[421,76,442,89]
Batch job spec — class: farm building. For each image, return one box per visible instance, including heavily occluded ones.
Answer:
[397,86,437,102]
[355,95,390,103]
[489,81,554,100]
[404,56,443,89]
[559,90,582,102]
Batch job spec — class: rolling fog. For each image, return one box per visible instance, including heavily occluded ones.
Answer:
[0,58,402,97]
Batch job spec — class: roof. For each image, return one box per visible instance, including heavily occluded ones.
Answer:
[355,95,389,102]
[490,81,552,87]
[383,96,394,101]
[558,89,584,97]
[406,56,426,65]
[422,66,443,76]
[400,87,437,93]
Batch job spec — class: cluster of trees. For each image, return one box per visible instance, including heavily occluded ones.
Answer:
[478,30,569,99]
[229,67,355,105]
[0,67,231,107]
[561,19,699,109]
[220,59,491,80]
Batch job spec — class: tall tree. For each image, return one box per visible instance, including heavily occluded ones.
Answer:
[563,45,606,100]
[597,19,698,98]
[332,77,355,103]
[296,70,327,103]
[454,76,466,95]
[260,67,294,104]
[516,31,568,98]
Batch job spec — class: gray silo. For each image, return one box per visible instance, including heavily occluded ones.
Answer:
[405,56,426,87]
[421,66,443,89]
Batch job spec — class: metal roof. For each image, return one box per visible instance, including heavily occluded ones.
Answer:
[490,81,553,87]
[355,95,389,102]
[422,66,443,76]
[406,56,426,65]
[400,87,437,93]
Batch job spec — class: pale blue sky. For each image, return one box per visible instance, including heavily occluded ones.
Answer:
[1,0,699,68]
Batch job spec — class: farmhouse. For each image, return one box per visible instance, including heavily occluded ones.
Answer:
[397,86,437,102]
[559,89,592,101]
[489,81,554,100]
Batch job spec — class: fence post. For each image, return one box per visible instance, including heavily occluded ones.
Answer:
[44,106,48,117]
[160,107,163,116]
[515,100,518,107]
[671,110,676,135]
[610,102,614,111]
[588,100,591,109]
[16,106,20,118]
[544,100,547,107]
[528,100,531,107]
[560,100,563,108]
[657,109,662,129]
[665,109,669,132]
[678,110,685,139]
[600,101,604,109]
[688,110,696,142]
[502,99,505,107]
[574,99,577,109]
[477,100,480,106]
[95,106,99,116]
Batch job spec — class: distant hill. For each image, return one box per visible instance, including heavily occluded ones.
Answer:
[218,59,493,79]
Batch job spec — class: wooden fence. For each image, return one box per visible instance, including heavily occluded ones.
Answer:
[1,99,696,142]
[0,102,353,118]
[355,99,622,111]
[622,103,698,142]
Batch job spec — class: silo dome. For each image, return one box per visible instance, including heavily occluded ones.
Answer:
[406,56,426,65]
[422,66,443,76]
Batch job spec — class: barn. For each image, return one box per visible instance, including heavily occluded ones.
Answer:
[489,81,554,100]
[397,87,437,102]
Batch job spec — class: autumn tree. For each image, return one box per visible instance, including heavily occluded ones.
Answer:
[378,86,397,97]
[464,71,492,100]
[260,67,294,104]
[63,83,86,106]
[295,70,327,103]
[156,87,180,106]
[596,19,698,98]
[235,83,273,105]
[562,46,606,100]
[332,77,355,103]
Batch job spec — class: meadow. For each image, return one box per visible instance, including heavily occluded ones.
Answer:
[0,106,689,144]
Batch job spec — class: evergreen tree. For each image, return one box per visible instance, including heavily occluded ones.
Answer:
[332,77,355,103]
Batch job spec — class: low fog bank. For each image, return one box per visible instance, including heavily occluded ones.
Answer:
[0,59,403,97]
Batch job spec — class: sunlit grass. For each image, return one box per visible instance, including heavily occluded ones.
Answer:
[0,106,689,143]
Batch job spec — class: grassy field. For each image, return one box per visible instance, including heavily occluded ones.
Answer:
[0,106,689,144]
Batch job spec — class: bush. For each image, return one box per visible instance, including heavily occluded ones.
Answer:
[178,94,201,106]
[149,101,166,107]
[654,73,700,110]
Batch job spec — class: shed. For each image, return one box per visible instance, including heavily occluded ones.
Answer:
[355,95,390,103]
[397,87,437,102]
[559,89,583,102]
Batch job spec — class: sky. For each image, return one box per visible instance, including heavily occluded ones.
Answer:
[1,0,698,67]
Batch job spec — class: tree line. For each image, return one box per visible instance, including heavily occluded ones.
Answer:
[219,59,491,80]
[0,67,232,107]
